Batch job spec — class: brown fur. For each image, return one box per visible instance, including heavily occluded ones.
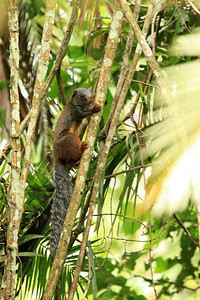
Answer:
[51,88,100,259]
[53,88,100,167]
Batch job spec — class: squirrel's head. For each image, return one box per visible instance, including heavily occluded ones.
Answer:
[70,88,93,108]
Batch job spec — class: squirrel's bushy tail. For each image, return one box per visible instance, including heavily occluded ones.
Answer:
[50,164,72,259]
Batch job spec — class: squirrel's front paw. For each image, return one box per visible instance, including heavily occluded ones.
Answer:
[81,142,88,152]
[92,104,101,113]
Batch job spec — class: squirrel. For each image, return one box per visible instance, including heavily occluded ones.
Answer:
[50,88,101,259]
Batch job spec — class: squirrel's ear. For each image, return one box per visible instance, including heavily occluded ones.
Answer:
[72,90,77,97]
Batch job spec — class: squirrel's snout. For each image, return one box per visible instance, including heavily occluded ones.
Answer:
[88,97,93,103]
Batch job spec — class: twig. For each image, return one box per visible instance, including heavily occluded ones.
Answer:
[151,8,163,56]
[0,142,12,166]
[67,187,93,253]
[56,66,68,105]
[86,163,153,181]
[87,241,97,300]
[136,131,158,299]
[93,213,147,228]
[187,0,200,15]
[131,79,159,88]
[176,4,192,33]
[0,110,33,167]
[173,214,200,248]
[107,218,168,245]
[81,247,92,300]
[134,274,200,291]
[1,154,11,166]
[99,177,116,268]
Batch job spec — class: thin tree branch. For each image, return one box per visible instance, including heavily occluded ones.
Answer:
[81,245,92,300]
[132,11,164,291]
[187,0,200,15]
[99,178,115,268]
[56,66,68,105]
[100,0,141,139]
[118,0,170,95]
[93,213,147,228]
[2,0,21,298]
[67,187,92,253]
[0,109,34,167]
[104,163,153,178]
[87,241,97,299]
[135,130,158,299]
[134,274,200,291]
[173,214,200,248]
[41,0,80,101]
[0,143,12,166]
[107,218,168,244]
[1,2,56,299]
[131,79,159,88]
[21,1,56,188]
[1,3,56,299]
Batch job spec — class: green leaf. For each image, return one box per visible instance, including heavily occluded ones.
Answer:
[68,45,84,58]
[18,234,44,246]
[17,252,45,257]
[28,0,44,19]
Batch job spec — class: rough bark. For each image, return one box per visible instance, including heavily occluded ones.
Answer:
[0,1,56,299]
[42,3,124,300]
